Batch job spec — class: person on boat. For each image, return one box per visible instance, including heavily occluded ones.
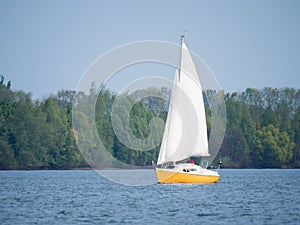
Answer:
[189,159,195,164]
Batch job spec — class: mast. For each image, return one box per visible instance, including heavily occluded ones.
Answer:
[181,34,185,43]
[179,35,185,81]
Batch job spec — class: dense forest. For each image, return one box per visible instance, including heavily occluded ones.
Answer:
[0,75,299,169]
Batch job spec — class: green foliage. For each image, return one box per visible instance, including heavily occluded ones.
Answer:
[253,125,294,167]
[0,75,299,169]
[217,87,299,168]
[0,83,86,169]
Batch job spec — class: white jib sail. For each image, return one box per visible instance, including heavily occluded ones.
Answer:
[157,69,182,165]
[157,37,209,165]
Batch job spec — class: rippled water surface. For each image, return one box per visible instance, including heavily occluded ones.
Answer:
[0,169,299,224]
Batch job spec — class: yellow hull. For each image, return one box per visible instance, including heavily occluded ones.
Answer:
[156,169,220,184]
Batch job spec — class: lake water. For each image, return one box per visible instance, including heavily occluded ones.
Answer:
[0,169,299,224]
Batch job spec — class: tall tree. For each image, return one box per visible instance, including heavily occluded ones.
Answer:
[255,125,294,167]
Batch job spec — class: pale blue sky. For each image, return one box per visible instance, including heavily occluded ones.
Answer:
[0,0,299,99]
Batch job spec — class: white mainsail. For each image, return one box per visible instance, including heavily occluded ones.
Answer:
[157,36,209,165]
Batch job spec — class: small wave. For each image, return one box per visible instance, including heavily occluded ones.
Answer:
[196,213,219,217]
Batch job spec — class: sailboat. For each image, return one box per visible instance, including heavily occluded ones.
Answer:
[155,35,220,184]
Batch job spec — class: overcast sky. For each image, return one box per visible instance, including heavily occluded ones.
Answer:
[1,0,299,99]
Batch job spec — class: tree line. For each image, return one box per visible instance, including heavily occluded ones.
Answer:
[0,75,299,169]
